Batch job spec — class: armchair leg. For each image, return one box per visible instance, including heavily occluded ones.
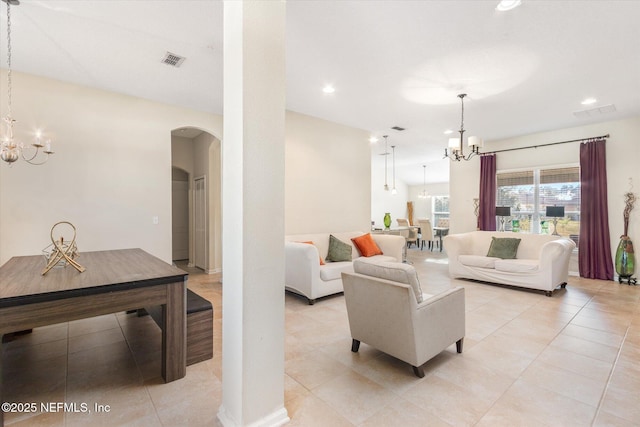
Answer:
[412,366,425,378]
[308,298,316,305]
[456,338,464,353]
[351,339,360,353]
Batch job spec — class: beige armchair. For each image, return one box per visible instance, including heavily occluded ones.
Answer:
[396,218,418,248]
[342,258,465,377]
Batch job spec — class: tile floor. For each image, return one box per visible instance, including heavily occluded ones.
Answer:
[2,248,639,426]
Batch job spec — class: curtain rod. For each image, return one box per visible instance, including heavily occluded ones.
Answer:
[483,134,610,155]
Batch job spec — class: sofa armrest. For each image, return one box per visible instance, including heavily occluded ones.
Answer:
[413,287,465,362]
[539,239,576,284]
[371,234,405,262]
[443,233,472,258]
[284,242,321,294]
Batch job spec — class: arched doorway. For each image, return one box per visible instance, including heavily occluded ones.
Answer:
[171,127,222,273]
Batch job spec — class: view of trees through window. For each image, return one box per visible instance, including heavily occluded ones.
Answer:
[433,196,450,226]
[496,167,580,242]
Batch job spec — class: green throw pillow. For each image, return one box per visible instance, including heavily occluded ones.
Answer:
[326,235,353,262]
[486,237,521,259]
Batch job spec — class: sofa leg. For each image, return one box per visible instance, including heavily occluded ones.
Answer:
[560,283,567,289]
[545,291,553,297]
[351,339,360,353]
[308,298,316,305]
[412,366,425,378]
[456,338,464,353]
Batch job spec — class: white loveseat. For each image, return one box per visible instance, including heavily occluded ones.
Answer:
[284,231,405,304]
[444,231,576,296]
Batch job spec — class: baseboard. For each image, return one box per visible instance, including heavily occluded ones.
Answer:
[205,267,222,275]
[217,405,289,427]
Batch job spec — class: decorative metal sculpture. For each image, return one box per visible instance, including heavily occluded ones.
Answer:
[473,198,480,230]
[42,221,85,275]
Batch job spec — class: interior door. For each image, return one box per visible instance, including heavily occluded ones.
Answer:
[194,176,207,270]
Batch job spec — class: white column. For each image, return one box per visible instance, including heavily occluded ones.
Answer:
[218,1,288,427]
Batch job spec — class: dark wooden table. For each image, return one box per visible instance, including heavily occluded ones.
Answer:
[0,248,187,425]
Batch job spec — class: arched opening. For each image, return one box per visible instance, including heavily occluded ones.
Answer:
[171,127,222,273]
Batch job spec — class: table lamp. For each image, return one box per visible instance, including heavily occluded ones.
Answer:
[495,206,511,232]
[546,206,565,236]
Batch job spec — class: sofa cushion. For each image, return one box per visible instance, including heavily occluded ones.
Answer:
[486,237,521,259]
[353,258,424,303]
[320,262,354,281]
[459,255,500,269]
[326,235,353,262]
[351,233,383,257]
[495,259,539,273]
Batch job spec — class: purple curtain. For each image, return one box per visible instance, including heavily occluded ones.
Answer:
[479,154,496,231]
[579,139,613,280]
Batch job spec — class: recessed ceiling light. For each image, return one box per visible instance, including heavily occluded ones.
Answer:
[369,136,379,144]
[444,129,454,135]
[322,85,335,94]
[496,0,522,11]
[581,97,597,105]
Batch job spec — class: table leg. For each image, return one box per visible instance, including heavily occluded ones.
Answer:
[1,336,3,427]
[162,281,187,382]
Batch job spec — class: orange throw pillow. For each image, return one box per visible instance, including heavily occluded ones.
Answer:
[351,233,383,257]
[299,241,325,265]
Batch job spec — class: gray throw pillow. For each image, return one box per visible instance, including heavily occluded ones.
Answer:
[486,237,521,259]
[325,235,353,262]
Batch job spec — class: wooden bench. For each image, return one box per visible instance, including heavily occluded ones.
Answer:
[145,288,213,366]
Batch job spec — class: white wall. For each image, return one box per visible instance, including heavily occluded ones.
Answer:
[449,116,640,259]
[371,166,410,228]
[0,72,375,265]
[285,111,371,234]
[0,70,221,265]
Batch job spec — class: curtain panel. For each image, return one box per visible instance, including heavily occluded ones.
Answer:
[579,139,613,280]
[478,154,497,231]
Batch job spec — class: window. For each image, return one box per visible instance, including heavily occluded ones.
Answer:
[432,196,450,226]
[496,166,580,239]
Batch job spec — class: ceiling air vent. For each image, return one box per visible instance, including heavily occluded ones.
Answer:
[391,126,405,131]
[161,51,186,68]
[573,104,617,119]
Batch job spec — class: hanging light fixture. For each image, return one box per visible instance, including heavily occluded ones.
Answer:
[443,94,482,162]
[391,145,397,195]
[418,165,428,198]
[381,135,389,191]
[1,0,54,165]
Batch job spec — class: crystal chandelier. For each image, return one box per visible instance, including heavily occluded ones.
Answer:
[443,94,482,162]
[1,0,54,165]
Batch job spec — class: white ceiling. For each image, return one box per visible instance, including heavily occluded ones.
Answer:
[1,0,639,185]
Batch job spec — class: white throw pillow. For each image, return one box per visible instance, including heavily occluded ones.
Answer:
[353,258,424,303]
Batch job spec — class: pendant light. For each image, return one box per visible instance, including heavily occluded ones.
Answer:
[391,145,397,195]
[418,165,428,198]
[443,94,482,162]
[382,135,389,191]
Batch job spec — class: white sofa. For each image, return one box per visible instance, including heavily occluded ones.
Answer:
[284,231,405,304]
[444,231,576,296]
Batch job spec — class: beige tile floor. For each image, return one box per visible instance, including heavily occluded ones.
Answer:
[2,248,639,426]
